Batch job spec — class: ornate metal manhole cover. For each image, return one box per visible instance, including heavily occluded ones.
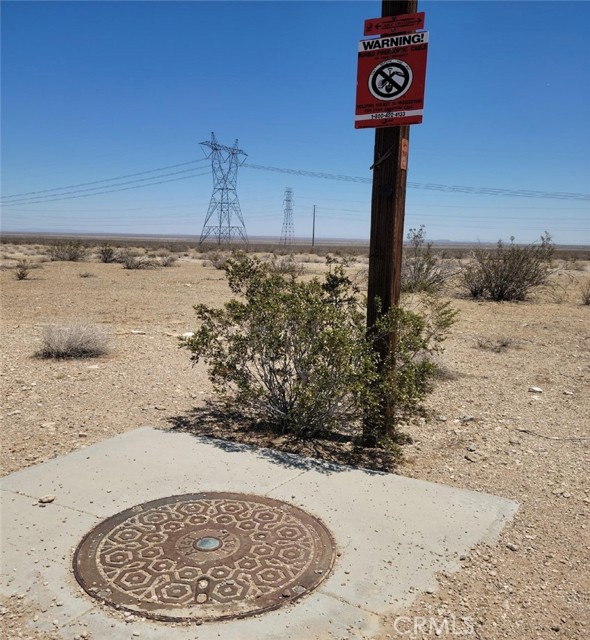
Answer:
[73,492,336,622]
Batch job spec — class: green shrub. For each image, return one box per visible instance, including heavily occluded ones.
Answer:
[463,233,554,301]
[48,240,86,262]
[182,254,456,447]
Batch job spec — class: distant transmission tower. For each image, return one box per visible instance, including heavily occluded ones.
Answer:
[199,132,248,245]
[279,187,294,245]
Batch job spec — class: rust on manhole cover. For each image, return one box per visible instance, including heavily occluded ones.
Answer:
[73,492,336,622]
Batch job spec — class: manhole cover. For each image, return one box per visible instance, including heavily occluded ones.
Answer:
[73,492,336,622]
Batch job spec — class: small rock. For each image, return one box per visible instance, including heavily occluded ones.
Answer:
[460,415,475,423]
[39,495,55,504]
[154,406,166,411]
[130,330,146,335]
[551,624,560,632]
[87,365,100,370]
[7,410,22,416]
[508,437,521,445]
[465,453,479,463]
[78,432,88,438]
[506,543,519,552]
[528,386,543,393]
[425,588,435,594]
[40,422,56,428]
[466,443,477,452]
[563,390,574,396]
[181,332,195,338]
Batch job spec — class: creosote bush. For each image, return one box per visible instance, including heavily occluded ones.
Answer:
[182,253,456,448]
[38,323,111,359]
[462,233,554,301]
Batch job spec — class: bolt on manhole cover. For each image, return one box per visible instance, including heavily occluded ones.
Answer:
[73,492,336,622]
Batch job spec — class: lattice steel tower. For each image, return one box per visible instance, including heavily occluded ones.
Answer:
[279,187,294,245]
[199,133,248,245]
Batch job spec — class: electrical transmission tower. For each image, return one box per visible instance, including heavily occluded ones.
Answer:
[279,187,294,245]
[199,132,248,245]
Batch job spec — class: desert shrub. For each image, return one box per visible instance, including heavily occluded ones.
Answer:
[98,243,116,263]
[476,336,515,352]
[13,259,42,280]
[401,226,450,293]
[120,251,159,270]
[208,252,230,270]
[159,255,177,267]
[38,323,110,359]
[182,253,456,447]
[462,233,554,301]
[461,263,487,298]
[266,254,305,276]
[14,258,31,280]
[581,279,590,305]
[48,240,86,262]
[78,271,96,278]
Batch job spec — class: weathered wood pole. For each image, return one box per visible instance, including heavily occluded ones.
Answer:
[365,0,417,443]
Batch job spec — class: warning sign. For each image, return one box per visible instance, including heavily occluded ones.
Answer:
[364,12,425,36]
[355,31,429,128]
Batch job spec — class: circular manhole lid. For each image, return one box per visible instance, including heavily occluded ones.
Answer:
[73,492,336,622]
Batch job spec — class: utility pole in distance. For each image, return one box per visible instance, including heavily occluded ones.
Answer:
[365,0,418,443]
[311,205,316,248]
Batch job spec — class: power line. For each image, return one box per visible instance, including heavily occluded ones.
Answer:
[243,163,590,202]
[3,159,589,209]
[1,167,211,206]
[1,171,211,206]
[1,159,208,200]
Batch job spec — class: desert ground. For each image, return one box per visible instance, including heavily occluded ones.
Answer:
[1,239,589,639]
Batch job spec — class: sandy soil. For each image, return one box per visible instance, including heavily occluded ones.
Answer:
[1,249,589,639]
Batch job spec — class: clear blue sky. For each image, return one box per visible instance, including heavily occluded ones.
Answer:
[1,1,589,245]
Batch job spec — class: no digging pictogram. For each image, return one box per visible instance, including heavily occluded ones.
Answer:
[369,59,413,101]
[355,30,429,128]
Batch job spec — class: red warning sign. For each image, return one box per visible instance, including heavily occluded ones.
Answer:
[355,31,429,129]
[364,12,425,36]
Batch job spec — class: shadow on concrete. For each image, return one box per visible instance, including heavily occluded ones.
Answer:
[165,403,398,476]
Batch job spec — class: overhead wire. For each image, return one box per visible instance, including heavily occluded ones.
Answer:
[1,158,209,200]
[242,163,590,202]
[1,168,212,206]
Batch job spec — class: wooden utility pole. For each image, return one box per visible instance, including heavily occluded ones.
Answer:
[311,205,316,247]
[365,0,417,441]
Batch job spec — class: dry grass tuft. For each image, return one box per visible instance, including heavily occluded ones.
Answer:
[476,336,517,352]
[38,323,111,359]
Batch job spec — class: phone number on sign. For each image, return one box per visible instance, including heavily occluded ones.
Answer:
[371,112,406,119]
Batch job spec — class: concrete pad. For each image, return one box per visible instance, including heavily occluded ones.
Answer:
[0,427,518,639]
